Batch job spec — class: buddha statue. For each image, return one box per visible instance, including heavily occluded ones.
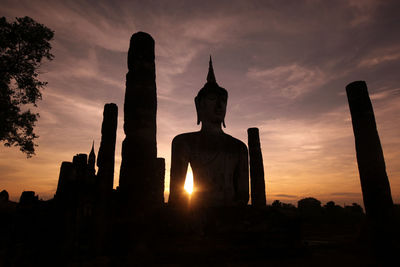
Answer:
[168,57,249,208]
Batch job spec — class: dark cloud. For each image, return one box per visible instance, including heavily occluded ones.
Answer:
[272,194,298,199]
[330,192,362,197]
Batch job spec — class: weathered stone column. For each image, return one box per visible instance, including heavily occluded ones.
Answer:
[94,103,118,254]
[55,161,76,202]
[97,103,118,199]
[346,81,394,258]
[155,157,165,205]
[247,128,266,207]
[73,154,88,180]
[119,32,157,211]
[346,81,393,218]
[54,161,78,251]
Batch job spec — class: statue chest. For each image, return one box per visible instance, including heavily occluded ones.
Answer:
[187,136,240,204]
[188,135,239,167]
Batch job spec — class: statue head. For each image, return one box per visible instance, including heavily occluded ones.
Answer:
[195,57,228,127]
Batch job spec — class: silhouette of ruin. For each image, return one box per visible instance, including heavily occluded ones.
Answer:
[1,32,398,266]
[346,81,393,219]
[94,103,118,253]
[119,32,161,214]
[248,127,267,207]
[346,81,395,261]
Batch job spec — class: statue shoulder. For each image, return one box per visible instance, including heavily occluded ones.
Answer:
[224,134,248,152]
[172,132,199,145]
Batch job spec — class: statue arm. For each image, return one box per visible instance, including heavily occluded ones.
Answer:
[168,136,189,207]
[235,143,249,206]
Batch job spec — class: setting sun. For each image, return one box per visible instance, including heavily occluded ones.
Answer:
[184,164,194,195]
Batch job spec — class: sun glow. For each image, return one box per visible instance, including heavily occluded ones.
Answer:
[184,164,194,195]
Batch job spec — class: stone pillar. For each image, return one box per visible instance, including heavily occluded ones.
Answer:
[247,128,266,207]
[346,81,394,258]
[54,161,78,251]
[97,103,118,199]
[94,103,118,254]
[155,158,165,205]
[73,153,88,180]
[119,32,157,211]
[55,161,76,202]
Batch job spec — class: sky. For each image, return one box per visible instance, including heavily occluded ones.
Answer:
[1,0,399,206]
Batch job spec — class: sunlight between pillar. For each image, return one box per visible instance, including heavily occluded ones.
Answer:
[184,164,194,195]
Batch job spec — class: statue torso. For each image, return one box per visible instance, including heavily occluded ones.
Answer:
[173,131,247,207]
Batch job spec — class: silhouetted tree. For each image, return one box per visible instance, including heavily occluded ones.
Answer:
[344,203,364,214]
[323,201,345,222]
[324,201,343,212]
[0,190,9,202]
[298,197,321,210]
[298,197,322,218]
[282,203,296,209]
[272,200,282,208]
[0,16,54,156]
[324,201,336,209]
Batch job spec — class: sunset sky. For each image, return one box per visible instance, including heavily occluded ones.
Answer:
[1,0,399,206]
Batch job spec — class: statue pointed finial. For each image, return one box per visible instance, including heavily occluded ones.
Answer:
[88,140,96,172]
[89,140,95,158]
[207,55,216,83]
